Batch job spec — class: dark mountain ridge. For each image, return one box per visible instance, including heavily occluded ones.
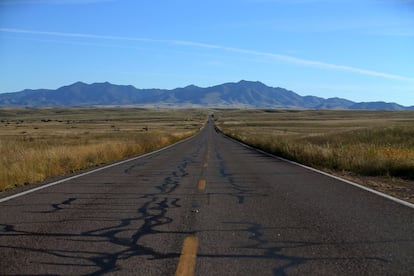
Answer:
[0,80,412,110]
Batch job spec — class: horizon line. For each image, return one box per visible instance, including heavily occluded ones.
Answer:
[0,79,412,107]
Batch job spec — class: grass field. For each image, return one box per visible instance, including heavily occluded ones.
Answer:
[2,108,413,203]
[215,109,414,202]
[0,108,208,191]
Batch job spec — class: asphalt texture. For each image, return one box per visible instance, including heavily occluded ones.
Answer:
[1,117,413,275]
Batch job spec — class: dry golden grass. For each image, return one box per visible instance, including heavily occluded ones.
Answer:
[215,109,414,202]
[0,108,207,191]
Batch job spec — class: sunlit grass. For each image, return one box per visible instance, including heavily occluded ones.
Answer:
[216,109,414,180]
[0,108,207,191]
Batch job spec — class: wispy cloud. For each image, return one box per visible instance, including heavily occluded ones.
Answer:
[1,27,413,82]
[0,0,113,5]
[0,28,156,42]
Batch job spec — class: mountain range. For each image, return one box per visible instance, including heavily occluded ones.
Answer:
[0,80,412,110]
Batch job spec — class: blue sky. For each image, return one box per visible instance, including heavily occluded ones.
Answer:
[1,0,414,105]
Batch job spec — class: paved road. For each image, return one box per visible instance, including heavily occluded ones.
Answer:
[1,117,413,275]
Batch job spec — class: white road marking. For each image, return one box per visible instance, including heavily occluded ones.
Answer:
[0,134,196,203]
[225,134,414,209]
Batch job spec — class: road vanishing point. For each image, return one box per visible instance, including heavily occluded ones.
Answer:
[1,117,413,275]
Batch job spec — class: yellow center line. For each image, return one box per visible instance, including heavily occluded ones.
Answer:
[198,179,206,190]
[175,236,199,276]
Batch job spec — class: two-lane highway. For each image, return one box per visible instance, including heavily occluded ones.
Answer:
[1,117,413,275]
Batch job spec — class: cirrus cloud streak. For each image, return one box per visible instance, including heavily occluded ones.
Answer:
[1,27,413,82]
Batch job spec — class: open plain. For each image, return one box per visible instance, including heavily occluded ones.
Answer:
[2,108,413,203]
[1,115,413,275]
[0,108,207,191]
[215,109,414,203]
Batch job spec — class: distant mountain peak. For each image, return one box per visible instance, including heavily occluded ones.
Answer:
[238,79,261,84]
[184,84,200,89]
[235,80,268,89]
[71,81,88,86]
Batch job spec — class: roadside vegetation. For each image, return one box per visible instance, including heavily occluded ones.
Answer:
[215,109,414,202]
[0,108,207,191]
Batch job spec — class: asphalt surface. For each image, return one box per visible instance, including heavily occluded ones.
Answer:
[1,117,413,275]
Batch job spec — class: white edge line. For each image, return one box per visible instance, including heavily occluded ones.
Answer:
[0,133,198,203]
[223,133,414,209]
